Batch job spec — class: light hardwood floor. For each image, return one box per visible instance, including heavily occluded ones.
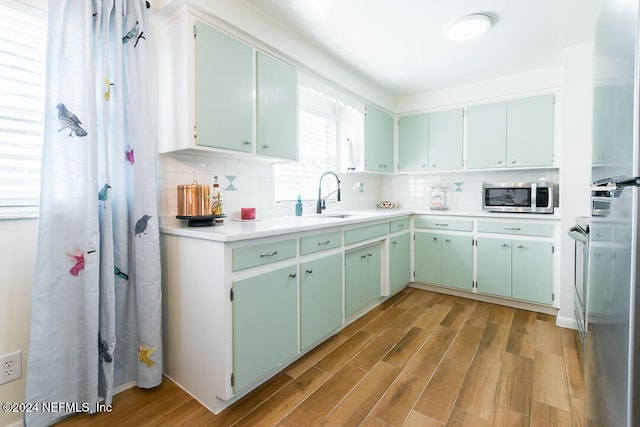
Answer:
[56,287,584,426]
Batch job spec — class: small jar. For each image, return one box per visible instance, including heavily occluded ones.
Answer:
[430,185,447,210]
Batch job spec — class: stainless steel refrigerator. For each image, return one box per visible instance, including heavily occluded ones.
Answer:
[587,0,640,425]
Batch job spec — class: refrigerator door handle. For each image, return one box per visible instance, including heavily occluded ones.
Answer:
[591,175,640,190]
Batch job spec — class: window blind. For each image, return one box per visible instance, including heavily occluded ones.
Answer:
[274,110,338,202]
[0,0,47,215]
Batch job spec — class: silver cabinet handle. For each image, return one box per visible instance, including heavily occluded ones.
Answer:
[289,273,297,278]
[432,236,438,241]
[368,253,372,257]
[305,269,313,274]
[501,243,509,247]
[511,160,517,164]
[361,254,368,259]
[435,223,448,227]
[516,245,524,249]
[432,164,437,168]
[260,250,278,258]
[317,240,330,246]
[398,224,405,228]
[504,227,521,231]
[262,144,270,149]
[497,160,503,165]
[445,238,451,242]
[392,241,398,245]
[243,140,251,145]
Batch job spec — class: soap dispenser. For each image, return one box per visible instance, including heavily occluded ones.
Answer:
[295,196,303,216]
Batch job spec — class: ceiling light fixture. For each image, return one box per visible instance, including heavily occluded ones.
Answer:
[446,14,492,41]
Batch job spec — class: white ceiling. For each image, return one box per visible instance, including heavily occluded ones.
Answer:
[243,0,603,97]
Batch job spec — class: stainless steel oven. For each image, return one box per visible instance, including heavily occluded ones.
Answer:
[568,217,589,344]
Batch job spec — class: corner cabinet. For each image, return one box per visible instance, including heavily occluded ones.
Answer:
[397,108,463,172]
[157,12,297,160]
[365,105,394,172]
[414,218,473,291]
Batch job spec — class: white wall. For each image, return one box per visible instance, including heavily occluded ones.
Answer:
[0,219,37,427]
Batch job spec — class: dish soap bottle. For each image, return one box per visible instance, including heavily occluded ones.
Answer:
[295,196,303,216]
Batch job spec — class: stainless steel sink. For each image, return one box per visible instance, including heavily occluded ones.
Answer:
[321,214,352,218]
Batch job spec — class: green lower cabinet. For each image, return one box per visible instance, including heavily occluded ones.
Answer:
[476,237,512,297]
[511,240,553,304]
[477,237,553,305]
[345,243,381,316]
[389,232,411,294]
[441,235,473,291]
[300,253,343,350]
[414,232,442,285]
[232,265,298,393]
[414,232,472,290]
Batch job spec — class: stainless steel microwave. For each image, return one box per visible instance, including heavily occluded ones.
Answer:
[482,182,558,214]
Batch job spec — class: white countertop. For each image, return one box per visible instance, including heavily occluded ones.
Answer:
[160,208,562,242]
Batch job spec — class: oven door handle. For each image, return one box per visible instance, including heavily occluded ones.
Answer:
[568,226,588,244]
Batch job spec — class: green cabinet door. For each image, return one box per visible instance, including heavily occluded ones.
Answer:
[365,105,393,172]
[414,232,442,285]
[398,113,429,171]
[511,240,553,304]
[441,234,473,290]
[345,243,381,316]
[389,232,411,294]
[428,108,464,171]
[300,253,343,350]
[195,21,253,152]
[476,237,512,297]
[506,94,554,167]
[256,52,298,160]
[232,265,298,392]
[467,101,507,169]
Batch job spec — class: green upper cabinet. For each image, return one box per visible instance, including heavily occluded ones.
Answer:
[467,94,554,169]
[428,108,464,171]
[256,52,298,160]
[195,20,253,152]
[365,105,394,172]
[398,113,429,171]
[506,94,554,167]
[467,101,507,169]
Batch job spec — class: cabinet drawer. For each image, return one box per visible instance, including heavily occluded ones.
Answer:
[390,218,410,233]
[232,239,297,271]
[345,222,389,245]
[414,217,472,232]
[300,231,342,255]
[477,221,552,237]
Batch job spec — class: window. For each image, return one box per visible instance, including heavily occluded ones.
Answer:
[0,0,47,217]
[274,83,364,202]
[274,108,338,202]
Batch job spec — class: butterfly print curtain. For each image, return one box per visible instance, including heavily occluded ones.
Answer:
[25,1,162,425]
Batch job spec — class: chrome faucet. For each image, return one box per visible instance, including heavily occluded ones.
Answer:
[316,171,341,214]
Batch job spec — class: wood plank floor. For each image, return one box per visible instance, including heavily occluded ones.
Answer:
[56,287,584,426]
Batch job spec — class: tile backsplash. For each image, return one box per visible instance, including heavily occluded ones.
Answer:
[157,153,384,219]
[157,153,559,218]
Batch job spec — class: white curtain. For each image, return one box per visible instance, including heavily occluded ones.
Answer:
[25,1,162,425]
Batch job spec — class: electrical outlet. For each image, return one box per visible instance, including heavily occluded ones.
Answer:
[0,350,22,385]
